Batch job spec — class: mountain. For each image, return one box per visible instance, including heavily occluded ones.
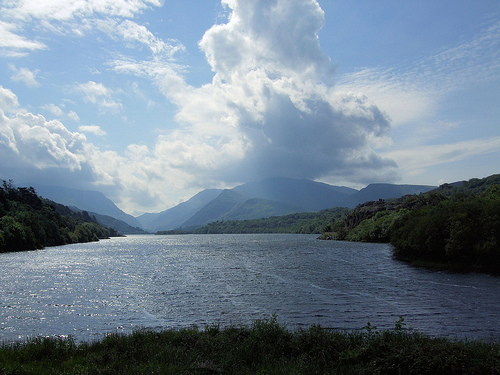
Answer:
[181,189,248,228]
[232,177,357,211]
[221,197,305,221]
[136,189,222,232]
[181,189,307,228]
[141,178,438,231]
[28,184,142,229]
[347,183,437,206]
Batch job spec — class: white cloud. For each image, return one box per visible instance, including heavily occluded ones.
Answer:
[114,0,398,189]
[115,19,184,57]
[2,1,497,215]
[0,86,20,113]
[67,110,80,122]
[42,103,80,122]
[335,19,500,129]
[0,0,163,56]
[42,104,64,117]
[0,85,193,214]
[0,21,46,56]
[0,88,84,175]
[76,81,123,113]
[0,112,87,172]
[4,0,163,22]
[78,125,106,136]
[382,137,500,173]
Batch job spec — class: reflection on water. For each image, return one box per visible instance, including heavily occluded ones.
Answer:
[1,234,499,342]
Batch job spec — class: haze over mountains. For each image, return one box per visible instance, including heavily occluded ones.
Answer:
[27,178,436,233]
[27,184,144,232]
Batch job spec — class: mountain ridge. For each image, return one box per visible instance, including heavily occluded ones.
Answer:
[22,178,438,233]
[137,189,222,232]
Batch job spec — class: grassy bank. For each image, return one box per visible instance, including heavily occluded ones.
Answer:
[1,316,499,374]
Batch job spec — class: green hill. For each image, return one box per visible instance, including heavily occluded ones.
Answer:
[324,174,500,274]
[185,207,350,234]
[0,180,121,253]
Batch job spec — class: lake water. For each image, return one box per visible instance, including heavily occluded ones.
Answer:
[1,234,499,343]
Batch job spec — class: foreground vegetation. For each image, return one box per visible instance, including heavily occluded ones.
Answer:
[1,316,499,374]
[0,180,120,253]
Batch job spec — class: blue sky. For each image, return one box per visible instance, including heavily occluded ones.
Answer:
[1,0,499,215]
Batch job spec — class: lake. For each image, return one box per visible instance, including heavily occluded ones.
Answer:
[1,234,499,343]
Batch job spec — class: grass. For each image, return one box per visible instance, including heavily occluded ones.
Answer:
[1,316,499,374]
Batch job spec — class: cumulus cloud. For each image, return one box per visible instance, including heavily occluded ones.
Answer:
[0,86,142,208]
[3,0,401,211]
[0,86,20,112]
[115,0,398,189]
[0,87,87,170]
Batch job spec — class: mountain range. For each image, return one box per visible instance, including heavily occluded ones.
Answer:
[24,178,436,233]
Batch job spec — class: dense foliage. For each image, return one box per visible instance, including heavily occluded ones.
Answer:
[328,174,500,274]
[157,207,350,235]
[1,316,498,374]
[390,186,500,274]
[332,193,447,243]
[0,180,119,253]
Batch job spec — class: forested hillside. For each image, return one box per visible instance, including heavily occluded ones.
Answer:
[327,174,500,274]
[390,186,500,274]
[0,180,120,253]
[157,207,350,235]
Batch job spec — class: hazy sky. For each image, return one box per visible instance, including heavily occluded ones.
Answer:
[1,0,499,215]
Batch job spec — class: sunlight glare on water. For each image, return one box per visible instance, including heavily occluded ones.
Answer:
[1,234,499,343]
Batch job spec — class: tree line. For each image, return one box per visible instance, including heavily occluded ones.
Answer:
[0,180,120,253]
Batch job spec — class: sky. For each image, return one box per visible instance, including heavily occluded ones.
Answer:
[0,0,499,215]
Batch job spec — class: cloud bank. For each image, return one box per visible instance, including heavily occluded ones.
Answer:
[2,0,497,214]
